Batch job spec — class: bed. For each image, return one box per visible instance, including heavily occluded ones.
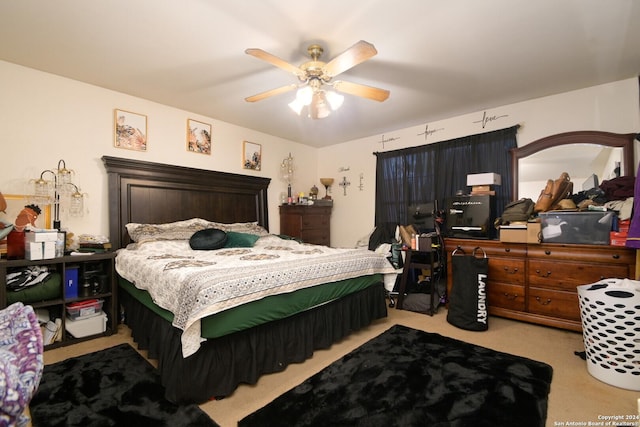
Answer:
[102,156,395,404]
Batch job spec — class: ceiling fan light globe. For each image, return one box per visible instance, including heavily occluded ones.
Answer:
[326,91,344,111]
[288,98,304,115]
[315,105,330,119]
[296,86,313,105]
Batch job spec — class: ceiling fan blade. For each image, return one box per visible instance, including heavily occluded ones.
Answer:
[245,48,306,79]
[333,80,390,102]
[323,40,378,78]
[245,84,297,102]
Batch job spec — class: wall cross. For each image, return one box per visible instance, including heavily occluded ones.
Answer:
[339,176,351,196]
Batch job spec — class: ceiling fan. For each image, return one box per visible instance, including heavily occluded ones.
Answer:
[245,40,390,119]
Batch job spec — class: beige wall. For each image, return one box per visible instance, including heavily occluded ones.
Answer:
[0,60,318,238]
[1,59,638,248]
[319,78,640,247]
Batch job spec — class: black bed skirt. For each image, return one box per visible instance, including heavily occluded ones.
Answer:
[119,282,388,404]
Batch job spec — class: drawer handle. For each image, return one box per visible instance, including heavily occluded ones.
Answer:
[544,250,551,255]
[503,293,519,300]
[535,269,552,278]
[612,254,620,260]
[535,296,552,306]
[505,248,511,253]
[503,266,519,274]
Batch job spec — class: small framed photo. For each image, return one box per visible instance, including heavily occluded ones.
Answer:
[114,109,147,151]
[243,141,262,171]
[187,119,212,154]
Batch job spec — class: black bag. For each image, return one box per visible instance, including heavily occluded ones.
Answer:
[447,247,489,331]
[500,198,535,224]
[389,242,403,269]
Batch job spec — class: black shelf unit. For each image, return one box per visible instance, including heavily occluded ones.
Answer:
[0,252,118,349]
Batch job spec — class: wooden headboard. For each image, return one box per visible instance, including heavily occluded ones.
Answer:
[102,156,271,249]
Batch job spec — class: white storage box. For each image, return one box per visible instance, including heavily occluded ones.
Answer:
[66,299,104,320]
[43,241,56,259]
[25,230,59,242]
[25,242,43,260]
[466,173,501,186]
[65,311,107,338]
[577,279,640,391]
[25,241,56,260]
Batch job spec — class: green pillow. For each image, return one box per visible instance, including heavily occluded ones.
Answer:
[7,272,62,304]
[224,231,260,248]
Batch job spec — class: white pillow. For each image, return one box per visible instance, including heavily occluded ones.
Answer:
[125,218,216,243]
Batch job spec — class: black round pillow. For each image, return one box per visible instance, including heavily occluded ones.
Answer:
[189,228,227,250]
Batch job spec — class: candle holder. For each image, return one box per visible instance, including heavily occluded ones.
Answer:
[320,178,334,200]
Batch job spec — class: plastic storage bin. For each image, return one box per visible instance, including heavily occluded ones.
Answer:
[66,299,104,320]
[577,279,640,390]
[539,211,614,245]
[65,311,107,338]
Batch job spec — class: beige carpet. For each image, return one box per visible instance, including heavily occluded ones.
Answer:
[38,307,638,427]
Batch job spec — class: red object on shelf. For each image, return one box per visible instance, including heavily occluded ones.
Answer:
[7,230,25,259]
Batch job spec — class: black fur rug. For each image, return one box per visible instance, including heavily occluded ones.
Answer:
[30,343,218,427]
[239,324,553,427]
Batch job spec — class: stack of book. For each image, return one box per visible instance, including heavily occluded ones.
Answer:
[78,234,111,253]
[467,173,500,196]
[77,241,111,253]
[470,185,496,196]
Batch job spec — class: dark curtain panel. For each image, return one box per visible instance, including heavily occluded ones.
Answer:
[374,126,519,226]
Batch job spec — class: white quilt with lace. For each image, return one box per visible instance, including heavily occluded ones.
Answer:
[115,235,397,357]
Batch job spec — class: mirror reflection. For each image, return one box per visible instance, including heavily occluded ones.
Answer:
[510,131,635,202]
[518,144,623,200]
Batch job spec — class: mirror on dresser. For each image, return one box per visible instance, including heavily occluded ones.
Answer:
[510,131,636,201]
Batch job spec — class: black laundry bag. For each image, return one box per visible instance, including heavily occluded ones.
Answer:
[447,247,489,331]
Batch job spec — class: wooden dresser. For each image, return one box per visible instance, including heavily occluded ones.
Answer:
[444,238,636,331]
[279,205,332,246]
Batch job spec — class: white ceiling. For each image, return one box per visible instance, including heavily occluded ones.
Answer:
[1,0,639,148]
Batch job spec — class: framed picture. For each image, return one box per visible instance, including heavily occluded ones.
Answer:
[0,194,52,255]
[114,109,147,151]
[187,119,212,154]
[243,141,262,171]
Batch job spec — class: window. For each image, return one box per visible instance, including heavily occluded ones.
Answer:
[374,126,518,226]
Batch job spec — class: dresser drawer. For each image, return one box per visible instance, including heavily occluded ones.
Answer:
[301,214,330,229]
[527,244,635,265]
[488,258,525,285]
[528,287,581,321]
[446,239,526,258]
[528,259,629,290]
[488,282,526,311]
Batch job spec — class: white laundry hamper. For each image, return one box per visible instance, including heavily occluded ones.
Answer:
[577,279,640,391]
